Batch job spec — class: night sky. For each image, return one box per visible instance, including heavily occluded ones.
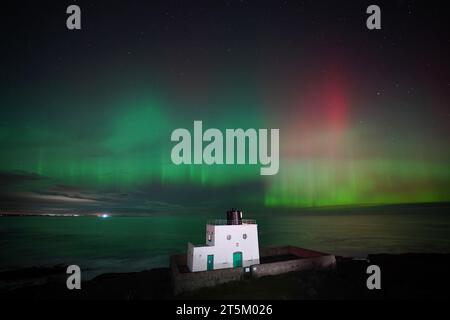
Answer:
[1,0,449,214]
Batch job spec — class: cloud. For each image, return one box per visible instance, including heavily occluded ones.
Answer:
[0,168,266,215]
[0,170,46,189]
[21,192,99,204]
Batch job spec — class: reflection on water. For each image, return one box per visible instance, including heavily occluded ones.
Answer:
[1,205,449,279]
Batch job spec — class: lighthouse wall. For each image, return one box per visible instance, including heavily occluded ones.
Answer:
[188,224,260,272]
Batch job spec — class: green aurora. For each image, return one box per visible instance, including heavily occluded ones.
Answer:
[1,82,449,212]
[1,1,449,214]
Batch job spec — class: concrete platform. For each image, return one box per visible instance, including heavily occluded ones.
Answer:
[171,246,336,295]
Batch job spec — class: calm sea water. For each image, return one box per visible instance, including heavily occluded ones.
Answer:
[1,205,450,279]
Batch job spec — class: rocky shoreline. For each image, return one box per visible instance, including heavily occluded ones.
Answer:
[1,253,449,299]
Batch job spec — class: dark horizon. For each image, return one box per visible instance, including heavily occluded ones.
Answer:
[1,201,450,217]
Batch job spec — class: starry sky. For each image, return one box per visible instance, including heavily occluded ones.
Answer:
[1,0,449,214]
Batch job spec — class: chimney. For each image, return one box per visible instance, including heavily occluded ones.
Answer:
[226,208,242,225]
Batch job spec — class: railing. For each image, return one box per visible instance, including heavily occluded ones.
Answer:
[207,219,256,225]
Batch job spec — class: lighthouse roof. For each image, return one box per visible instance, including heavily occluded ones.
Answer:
[206,219,256,226]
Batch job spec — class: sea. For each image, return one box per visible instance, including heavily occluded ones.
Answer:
[1,204,449,280]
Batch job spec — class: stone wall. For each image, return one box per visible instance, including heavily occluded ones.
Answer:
[251,254,336,278]
[171,254,244,295]
[260,245,329,258]
[171,246,336,295]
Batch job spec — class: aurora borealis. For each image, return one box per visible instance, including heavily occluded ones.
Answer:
[1,0,449,214]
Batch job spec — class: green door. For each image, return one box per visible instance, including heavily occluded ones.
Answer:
[207,254,214,270]
[233,252,243,268]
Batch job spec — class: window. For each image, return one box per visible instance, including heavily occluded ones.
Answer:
[227,235,231,240]
[242,233,247,239]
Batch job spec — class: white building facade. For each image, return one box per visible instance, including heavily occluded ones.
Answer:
[187,211,260,272]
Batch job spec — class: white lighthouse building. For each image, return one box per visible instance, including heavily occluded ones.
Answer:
[187,209,260,272]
